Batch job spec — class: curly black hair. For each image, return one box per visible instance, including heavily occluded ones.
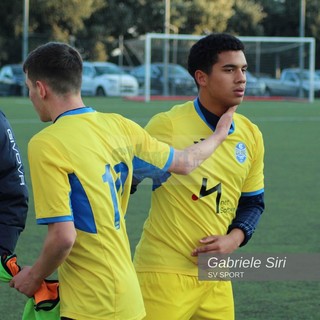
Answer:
[188,33,245,82]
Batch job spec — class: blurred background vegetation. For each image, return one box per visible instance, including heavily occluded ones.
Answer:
[0,0,319,67]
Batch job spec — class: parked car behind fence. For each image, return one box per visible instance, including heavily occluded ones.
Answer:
[81,61,139,97]
[0,64,24,96]
[130,63,197,96]
[261,68,320,97]
[245,71,266,96]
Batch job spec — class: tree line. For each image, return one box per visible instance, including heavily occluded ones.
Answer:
[1,0,319,67]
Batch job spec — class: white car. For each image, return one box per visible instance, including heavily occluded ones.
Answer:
[81,61,138,97]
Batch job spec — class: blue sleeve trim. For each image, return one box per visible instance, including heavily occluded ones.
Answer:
[162,147,174,172]
[241,188,264,196]
[37,215,73,225]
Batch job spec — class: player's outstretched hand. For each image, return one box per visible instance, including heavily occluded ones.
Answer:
[214,105,237,144]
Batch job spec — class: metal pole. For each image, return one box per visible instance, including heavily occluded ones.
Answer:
[299,0,306,38]
[145,34,151,102]
[170,24,178,95]
[118,35,124,96]
[22,0,29,96]
[298,0,305,98]
[163,0,170,96]
[308,38,315,103]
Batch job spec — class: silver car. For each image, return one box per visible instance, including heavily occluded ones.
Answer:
[245,71,266,96]
[81,61,139,97]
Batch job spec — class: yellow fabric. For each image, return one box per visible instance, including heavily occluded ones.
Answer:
[28,109,173,320]
[134,101,264,276]
[137,272,234,320]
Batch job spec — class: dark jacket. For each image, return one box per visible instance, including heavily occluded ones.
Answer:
[0,111,28,255]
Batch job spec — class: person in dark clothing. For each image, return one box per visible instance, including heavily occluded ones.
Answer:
[0,110,28,255]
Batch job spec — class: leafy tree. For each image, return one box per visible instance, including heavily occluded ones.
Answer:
[256,0,320,67]
[29,0,105,47]
[78,0,141,61]
[0,0,106,65]
[79,0,236,62]
[256,0,289,36]
[1,0,320,69]
[167,0,235,35]
[0,0,23,64]
[227,0,266,36]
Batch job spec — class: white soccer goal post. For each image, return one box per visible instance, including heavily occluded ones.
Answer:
[126,33,316,102]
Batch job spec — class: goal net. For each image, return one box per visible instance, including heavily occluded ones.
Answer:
[125,33,316,102]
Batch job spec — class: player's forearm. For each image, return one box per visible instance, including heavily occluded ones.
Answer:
[170,138,220,174]
[30,222,76,281]
[169,106,236,174]
[10,222,76,297]
[31,242,71,281]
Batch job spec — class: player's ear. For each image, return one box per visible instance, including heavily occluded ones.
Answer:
[36,80,47,99]
[195,70,208,87]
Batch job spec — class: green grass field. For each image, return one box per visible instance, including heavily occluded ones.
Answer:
[0,96,319,319]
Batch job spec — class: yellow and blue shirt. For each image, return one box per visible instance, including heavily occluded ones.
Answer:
[133,99,264,276]
[28,107,173,320]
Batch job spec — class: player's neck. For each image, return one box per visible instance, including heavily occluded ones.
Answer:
[197,94,227,117]
[49,93,85,122]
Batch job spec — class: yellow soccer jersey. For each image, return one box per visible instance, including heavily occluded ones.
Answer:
[28,107,173,320]
[133,100,264,276]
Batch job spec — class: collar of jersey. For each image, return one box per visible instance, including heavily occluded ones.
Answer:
[194,97,234,134]
[54,107,95,123]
